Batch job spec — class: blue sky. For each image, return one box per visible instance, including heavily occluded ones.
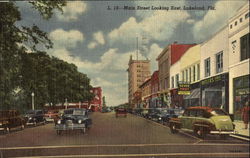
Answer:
[17,0,248,106]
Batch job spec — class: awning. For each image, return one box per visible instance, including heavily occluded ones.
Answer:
[184,88,200,100]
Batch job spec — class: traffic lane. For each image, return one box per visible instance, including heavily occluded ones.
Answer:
[0,112,198,148]
[1,143,249,158]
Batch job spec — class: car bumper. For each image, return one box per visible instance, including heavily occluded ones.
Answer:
[210,130,237,134]
[45,117,54,122]
[55,124,85,130]
[0,127,5,131]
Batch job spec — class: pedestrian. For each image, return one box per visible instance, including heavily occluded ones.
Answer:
[241,101,249,129]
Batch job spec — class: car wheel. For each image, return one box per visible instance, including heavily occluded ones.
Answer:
[81,128,86,134]
[56,130,62,135]
[195,127,206,139]
[21,124,25,130]
[5,127,10,134]
[170,123,178,134]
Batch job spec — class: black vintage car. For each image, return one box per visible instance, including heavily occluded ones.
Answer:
[150,108,184,124]
[24,110,46,126]
[0,110,26,133]
[55,108,92,135]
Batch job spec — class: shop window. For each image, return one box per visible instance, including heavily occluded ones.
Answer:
[234,21,237,26]
[205,58,210,77]
[240,33,250,61]
[216,51,223,73]
[197,64,200,80]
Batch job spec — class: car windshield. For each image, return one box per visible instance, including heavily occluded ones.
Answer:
[26,111,36,114]
[210,109,228,116]
[64,109,86,116]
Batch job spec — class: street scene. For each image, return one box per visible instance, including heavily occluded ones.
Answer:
[0,0,249,158]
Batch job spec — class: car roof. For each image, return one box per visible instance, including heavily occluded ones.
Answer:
[187,106,225,112]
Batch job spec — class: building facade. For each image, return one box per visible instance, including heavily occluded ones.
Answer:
[139,78,151,108]
[200,26,229,112]
[127,55,151,108]
[180,45,201,108]
[150,71,160,108]
[228,3,249,119]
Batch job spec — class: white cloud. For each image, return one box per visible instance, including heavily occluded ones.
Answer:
[193,1,248,41]
[87,42,98,49]
[56,1,87,22]
[88,31,105,49]
[147,43,163,71]
[49,29,84,48]
[108,10,190,46]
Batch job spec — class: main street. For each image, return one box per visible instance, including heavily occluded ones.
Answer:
[0,112,249,158]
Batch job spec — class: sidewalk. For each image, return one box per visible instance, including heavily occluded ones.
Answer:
[231,120,250,141]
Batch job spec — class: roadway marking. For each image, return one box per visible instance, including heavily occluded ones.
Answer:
[13,152,250,158]
[0,143,249,150]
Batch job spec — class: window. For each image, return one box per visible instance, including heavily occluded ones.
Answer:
[240,33,250,61]
[182,71,184,82]
[245,12,249,19]
[197,64,200,80]
[185,69,188,82]
[171,76,174,88]
[230,24,232,29]
[240,18,243,23]
[193,66,196,82]
[175,74,179,88]
[234,21,237,26]
[189,67,191,82]
[205,58,210,77]
[216,51,223,73]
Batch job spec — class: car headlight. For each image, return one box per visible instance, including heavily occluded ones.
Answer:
[57,120,61,124]
[28,117,32,120]
[0,123,2,126]
[78,120,82,124]
[158,117,162,120]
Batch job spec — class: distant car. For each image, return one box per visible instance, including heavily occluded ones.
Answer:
[115,108,127,117]
[44,110,59,123]
[55,108,92,135]
[140,109,149,118]
[24,110,46,126]
[151,108,184,124]
[169,106,236,139]
[0,110,26,133]
[102,107,111,113]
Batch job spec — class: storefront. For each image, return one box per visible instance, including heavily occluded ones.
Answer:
[170,89,184,108]
[233,74,250,120]
[183,82,200,108]
[200,73,229,112]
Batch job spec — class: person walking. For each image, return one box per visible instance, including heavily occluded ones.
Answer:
[241,101,249,129]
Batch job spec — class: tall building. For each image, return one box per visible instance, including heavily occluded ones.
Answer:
[127,55,150,108]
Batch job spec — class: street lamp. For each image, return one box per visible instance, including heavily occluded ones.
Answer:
[31,92,35,110]
[65,98,68,109]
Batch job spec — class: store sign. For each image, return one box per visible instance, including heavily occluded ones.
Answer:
[201,75,222,85]
[178,83,190,95]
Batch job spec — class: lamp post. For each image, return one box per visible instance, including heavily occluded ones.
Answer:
[31,92,34,110]
[65,98,68,109]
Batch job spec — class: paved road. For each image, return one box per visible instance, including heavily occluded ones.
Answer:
[0,112,249,158]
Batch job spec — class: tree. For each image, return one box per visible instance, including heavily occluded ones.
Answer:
[0,1,65,110]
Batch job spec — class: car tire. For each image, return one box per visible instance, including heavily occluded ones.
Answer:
[5,127,10,134]
[56,130,62,135]
[170,123,178,134]
[81,128,86,134]
[195,127,206,139]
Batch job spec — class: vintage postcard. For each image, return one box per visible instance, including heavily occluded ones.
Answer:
[0,0,249,157]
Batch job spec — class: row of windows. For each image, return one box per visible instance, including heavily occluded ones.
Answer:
[204,51,223,77]
[230,12,249,29]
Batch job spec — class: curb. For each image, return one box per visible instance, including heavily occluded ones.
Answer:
[230,134,250,141]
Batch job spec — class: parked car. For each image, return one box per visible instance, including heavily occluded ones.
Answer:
[150,108,183,124]
[169,106,236,139]
[115,108,127,117]
[44,109,59,123]
[0,110,26,133]
[102,107,112,113]
[140,108,149,118]
[147,108,159,119]
[24,110,46,126]
[55,108,92,135]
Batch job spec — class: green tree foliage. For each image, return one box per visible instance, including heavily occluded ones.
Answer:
[0,1,94,111]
